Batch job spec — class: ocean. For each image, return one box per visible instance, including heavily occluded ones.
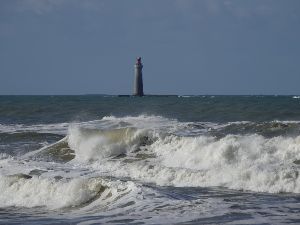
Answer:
[0,95,300,224]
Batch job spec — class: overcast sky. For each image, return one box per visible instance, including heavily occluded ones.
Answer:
[0,0,300,95]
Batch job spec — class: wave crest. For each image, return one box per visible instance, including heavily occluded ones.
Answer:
[68,125,154,162]
[0,175,135,209]
[143,134,300,193]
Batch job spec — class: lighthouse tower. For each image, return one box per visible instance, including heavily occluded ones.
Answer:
[133,57,144,96]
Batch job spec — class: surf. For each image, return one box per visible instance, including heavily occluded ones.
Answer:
[27,116,300,194]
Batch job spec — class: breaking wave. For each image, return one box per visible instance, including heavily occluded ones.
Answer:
[47,116,300,194]
[145,134,300,193]
[2,115,300,213]
[68,125,155,162]
[0,174,136,209]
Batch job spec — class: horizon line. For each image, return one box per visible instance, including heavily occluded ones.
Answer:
[1,94,300,97]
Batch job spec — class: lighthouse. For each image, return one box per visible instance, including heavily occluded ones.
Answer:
[133,57,144,96]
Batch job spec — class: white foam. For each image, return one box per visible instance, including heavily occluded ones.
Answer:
[0,120,104,134]
[178,95,193,98]
[148,134,300,193]
[0,176,100,209]
[2,115,298,136]
[0,175,135,209]
[0,153,12,160]
[3,114,300,203]
[14,115,300,193]
[68,125,152,162]
[0,123,69,134]
[86,133,300,193]
[101,115,179,130]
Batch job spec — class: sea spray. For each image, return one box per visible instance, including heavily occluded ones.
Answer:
[14,116,300,194]
[0,176,105,209]
[82,130,300,193]
[67,125,154,162]
[148,134,300,193]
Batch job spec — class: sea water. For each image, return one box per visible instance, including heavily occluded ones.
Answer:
[0,95,300,224]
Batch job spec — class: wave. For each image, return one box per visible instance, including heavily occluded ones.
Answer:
[80,133,300,194]
[101,115,180,130]
[0,174,135,209]
[0,132,63,144]
[0,119,107,135]
[2,115,300,137]
[0,153,12,160]
[145,134,300,193]
[0,115,175,134]
[3,115,300,197]
[41,120,299,193]
[61,121,300,193]
[212,121,300,138]
[0,123,69,135]
[27,137,74,162]
[68,125,155,162]
[100,115,300,137]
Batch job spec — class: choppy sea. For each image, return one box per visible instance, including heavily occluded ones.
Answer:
[0,95,300,224]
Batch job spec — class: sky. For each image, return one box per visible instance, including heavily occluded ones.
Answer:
[0,0,300,95]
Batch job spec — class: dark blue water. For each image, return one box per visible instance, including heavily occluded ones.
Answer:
[1,95,300,124]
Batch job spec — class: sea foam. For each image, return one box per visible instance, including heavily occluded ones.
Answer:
[0,175,135,209]
[68,125,153,162]
[65,116,300,193]
[147,134,300,193]
[72,125,300,193]
[10,115,300,195]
